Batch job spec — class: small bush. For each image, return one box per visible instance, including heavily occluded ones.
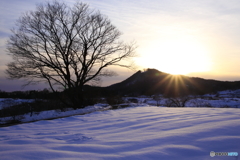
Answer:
[164,97,191,107]
[152,95,161,106]
[82,97,102,106]
[106,96,124,106]
[164,99,176,107]
[220,105,230,108]
[128,98,138,103]
[0,100,67,118]
[190,99,213,107]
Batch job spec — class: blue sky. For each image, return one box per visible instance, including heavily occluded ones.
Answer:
[1,0,240,91]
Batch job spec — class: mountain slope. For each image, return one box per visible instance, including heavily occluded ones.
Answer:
[105,69,240,96]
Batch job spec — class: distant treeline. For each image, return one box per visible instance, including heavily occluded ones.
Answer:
[0,87,104,100]
[0,89,56,99]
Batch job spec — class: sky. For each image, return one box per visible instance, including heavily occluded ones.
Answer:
[1,0,240,91]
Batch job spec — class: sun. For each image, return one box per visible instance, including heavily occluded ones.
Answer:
[138,38,211,75]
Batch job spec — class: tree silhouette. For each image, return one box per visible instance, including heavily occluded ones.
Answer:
[6,1,136,108]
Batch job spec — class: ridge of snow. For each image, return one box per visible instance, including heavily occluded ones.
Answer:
[0,104,111,125]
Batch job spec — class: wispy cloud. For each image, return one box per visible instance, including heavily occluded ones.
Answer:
[1,0,240,91]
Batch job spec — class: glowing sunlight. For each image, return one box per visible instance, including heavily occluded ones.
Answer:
[138,38,212,75]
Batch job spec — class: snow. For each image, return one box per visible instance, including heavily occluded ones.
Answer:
[0,105,240,160]
[187,98,240,108]
[124,89,240,108]
[218,89,240,97]
[126,96,240,108]
[0,89,240,159]
[0,104,110,124]
[1,90,240,125]
[0,98,35,110]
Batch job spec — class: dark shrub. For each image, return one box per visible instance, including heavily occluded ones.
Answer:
[128,98,138,103]
[106,96,124,106]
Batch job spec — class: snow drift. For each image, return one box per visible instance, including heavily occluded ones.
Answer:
[0,106,239,160]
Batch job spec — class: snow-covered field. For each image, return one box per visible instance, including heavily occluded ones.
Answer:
[0,104,111,125]
[1,94,240,125]
[0,90,240,159]
[0,98,35,110]
[0,106,240,160]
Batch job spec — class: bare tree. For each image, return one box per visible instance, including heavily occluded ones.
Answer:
[164,96,191,107]
[6,1,136,108]
[152,95,161,106]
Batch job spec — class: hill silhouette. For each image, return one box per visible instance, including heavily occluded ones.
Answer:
[2,68,240,99]
[104,68,240,97]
